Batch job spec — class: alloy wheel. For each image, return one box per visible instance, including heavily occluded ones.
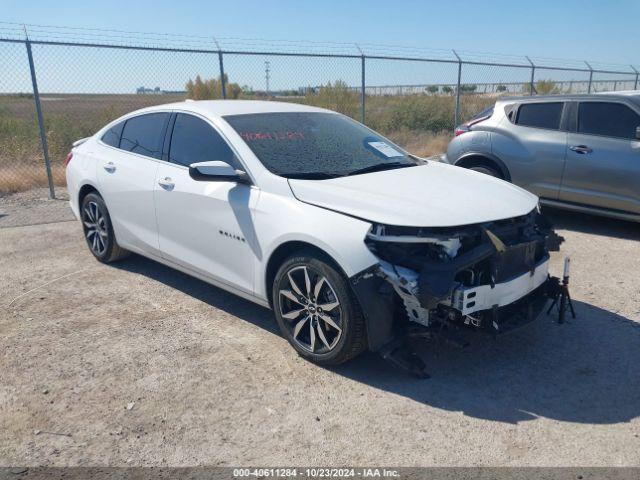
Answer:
[278,265,343,354]
[82,201,108,256]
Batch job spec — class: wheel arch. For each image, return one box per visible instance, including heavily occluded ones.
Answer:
[455,152,511,181]
[264,240,348,309]
[264,239,398,353]
[78,183,100,207]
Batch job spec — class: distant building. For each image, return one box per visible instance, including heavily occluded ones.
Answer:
[136,86,161,94]
[136,86,185,95]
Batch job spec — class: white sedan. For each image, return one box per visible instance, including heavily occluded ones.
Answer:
[66,100,560,369]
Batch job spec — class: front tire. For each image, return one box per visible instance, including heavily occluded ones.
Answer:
[272,251,366,365]
[81,192,129,263]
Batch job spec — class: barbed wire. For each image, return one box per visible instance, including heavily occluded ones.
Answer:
[0,21,637,72]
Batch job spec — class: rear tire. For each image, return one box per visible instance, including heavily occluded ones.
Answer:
[272,251,367,365]
[80,192,130,263]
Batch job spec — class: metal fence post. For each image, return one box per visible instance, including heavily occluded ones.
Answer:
[360,55,366,124]
[453,50,462,130]
[218,51,226,99]
[585,61,593,93]
[25,36,55,199]
[526,56,535,95]
[631,65,639,90]
[213,37,226,99]
[354,44,365,124]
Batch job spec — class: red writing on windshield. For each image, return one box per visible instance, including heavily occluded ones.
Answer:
[240,131,305,141]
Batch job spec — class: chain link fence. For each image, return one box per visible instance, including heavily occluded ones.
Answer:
[0,27,638,227]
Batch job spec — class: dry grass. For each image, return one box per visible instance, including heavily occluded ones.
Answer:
[387,129,451,157]
[0,164,66,195]
[0,130,451,195]
[0,91,468,195]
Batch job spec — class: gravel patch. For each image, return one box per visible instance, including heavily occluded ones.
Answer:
[0,206,639,466]
[0,188,74,228]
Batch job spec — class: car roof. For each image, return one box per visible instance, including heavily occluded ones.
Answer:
[496,91,640,106]
[137,99,335,118]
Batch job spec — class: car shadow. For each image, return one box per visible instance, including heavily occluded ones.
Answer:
[113,254,278,335]
[114,254,640,426]
[336,301,640,425]
[542,206,640,240]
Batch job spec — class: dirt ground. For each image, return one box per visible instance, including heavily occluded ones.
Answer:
[0,188,73,228]
[1,203,639,467]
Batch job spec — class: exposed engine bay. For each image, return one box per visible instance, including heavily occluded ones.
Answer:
[350,208,566,373]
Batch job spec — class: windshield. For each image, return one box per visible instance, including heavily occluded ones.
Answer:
[224,112,417,178]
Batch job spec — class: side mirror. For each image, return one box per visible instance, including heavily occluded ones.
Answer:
[188,161,250,184]
[636,126,640,140]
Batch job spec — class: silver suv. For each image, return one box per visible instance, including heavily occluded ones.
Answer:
[445,92,640,222]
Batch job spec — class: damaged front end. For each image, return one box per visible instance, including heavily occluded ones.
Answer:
[351,208,565,354]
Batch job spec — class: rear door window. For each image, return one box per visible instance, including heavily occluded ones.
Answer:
[101,121,124,147]
[120,113,170,159]
[577,102,640,140]
[516,102,563,130]
[470,106,494,121]
[168,113,239,168]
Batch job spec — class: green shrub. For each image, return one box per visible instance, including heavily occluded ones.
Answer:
[371,95,454,133]
[186,74,243,100]
[535,79,559,94]
[299,80,360,118]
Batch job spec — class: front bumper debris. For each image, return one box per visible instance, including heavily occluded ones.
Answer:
[350,209,572,376]
[375,256,554,335]
[451,257,549,316]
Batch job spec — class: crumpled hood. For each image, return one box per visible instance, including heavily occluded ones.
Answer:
[288,162,538,227]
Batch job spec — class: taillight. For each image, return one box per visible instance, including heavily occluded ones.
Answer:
[454,126,469,137]
[454,114,491,137]
[65,152,73,166]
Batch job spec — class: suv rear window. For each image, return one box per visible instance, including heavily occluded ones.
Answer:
[578,102,640,140]
[470,106,494,121]
[516,102,563,130]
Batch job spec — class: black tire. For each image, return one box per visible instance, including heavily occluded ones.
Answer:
[80,192,130,263]
[469,164,501,178]
[272,251,367,365]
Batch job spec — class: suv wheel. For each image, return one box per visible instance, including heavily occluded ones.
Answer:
[272,251,366,365]
[81,193,129,263]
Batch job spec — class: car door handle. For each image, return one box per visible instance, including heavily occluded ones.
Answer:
[157,177,175,190]
[569,145,593,154]
[103,162,116,173]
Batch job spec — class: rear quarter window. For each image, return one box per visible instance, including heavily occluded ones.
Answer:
[101,121,124,147]
[504,104,516,123]
[516,102,563,130]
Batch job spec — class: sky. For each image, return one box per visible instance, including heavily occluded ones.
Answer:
[4,0,638,64]
[1,0,639,93]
